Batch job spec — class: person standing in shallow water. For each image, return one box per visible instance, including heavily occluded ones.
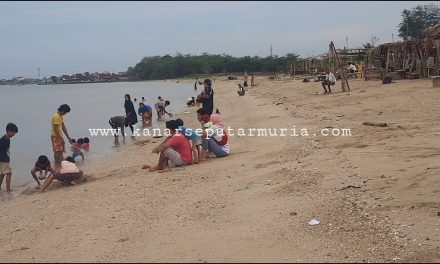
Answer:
[199,79,214,115]
[124,94,138,137]
[50,104,73,168]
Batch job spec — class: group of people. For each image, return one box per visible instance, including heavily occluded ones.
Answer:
[110,95,174,139]
[143,79,230,172]
[1,79,219,193]
[0,104,89,193]
[43,104,89,191]
[320,63,359,94]
[143,78,229,173]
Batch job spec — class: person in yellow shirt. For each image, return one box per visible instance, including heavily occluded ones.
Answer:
[51,104,73,168]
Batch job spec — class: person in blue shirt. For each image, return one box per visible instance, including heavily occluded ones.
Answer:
[138,102,152,127]
[175,118,202,164]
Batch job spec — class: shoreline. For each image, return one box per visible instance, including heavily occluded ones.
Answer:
[5,83,196,200]
[0,76,439,262]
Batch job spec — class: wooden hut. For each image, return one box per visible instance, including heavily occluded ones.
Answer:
[365,25,440,80]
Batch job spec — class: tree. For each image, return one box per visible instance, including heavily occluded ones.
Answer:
[127,52,301,80]
[362,35,380,49]
[50,76,58,84]
[398,3,440,40]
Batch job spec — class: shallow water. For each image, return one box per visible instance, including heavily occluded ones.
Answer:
[0,81,197,192]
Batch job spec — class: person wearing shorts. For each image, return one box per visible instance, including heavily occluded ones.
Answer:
[175,118,203,163]
[40,156,83,192]
[51,104,73,168]
[142,120,193,173]
[0,123,18,192]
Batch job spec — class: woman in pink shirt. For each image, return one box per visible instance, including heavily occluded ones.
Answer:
[40,156,83,192]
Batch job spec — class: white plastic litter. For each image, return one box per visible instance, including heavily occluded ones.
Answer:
[308,219,320,226]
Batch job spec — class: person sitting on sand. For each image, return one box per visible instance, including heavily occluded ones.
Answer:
[321,68,336,94]
[142,120,192,172]
[209,112,225,129]
[348,62,357,78]
[237,83,246,96]
[200,116,230,161]
[40,156,83,192]
[201,114,214,129]
[31,155,55,189]
[196,107,208,127]
[109,115,128,138]
[175,118,203,164]
[71,138,84,161]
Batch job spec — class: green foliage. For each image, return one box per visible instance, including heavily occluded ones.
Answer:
[127,53,299,80]
[398,3,440,40]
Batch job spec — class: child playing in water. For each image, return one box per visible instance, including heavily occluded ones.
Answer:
[31,155,55,189]
[175,118,203,164]
[71,138,84,161]
[82,137,90,151]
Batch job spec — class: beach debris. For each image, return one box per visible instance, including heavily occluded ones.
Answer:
[336,115,344,117]
[437,212,440,216]
[308,219,320,226]
[337,185,362,191]
[184,111,190,114]
[382,76,392,84]
[290,211,297,216]
[362,121,388,127]
[269,116,280,118]
[275,102,283,105]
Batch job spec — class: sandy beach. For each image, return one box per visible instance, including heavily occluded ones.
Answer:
[1,76,439,262]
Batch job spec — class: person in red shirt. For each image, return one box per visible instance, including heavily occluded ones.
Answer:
[143,120,193,173]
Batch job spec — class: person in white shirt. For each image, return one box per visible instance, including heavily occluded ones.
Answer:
[321,69,337,94]
[348,63,358,78]
[348,63,357,72]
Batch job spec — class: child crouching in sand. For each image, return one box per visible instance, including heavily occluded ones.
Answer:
[31,155,55,189]
[175,118,203,164]
[40,156,83,192]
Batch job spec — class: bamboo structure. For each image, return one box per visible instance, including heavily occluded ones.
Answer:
[366,25,440,80]
[329,41,350,92]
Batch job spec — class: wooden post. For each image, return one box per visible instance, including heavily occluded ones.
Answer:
[385,46,390,75]
[330,41,350,92]
[293,63,296,78]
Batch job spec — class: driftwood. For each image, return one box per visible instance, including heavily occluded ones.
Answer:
[362,121,388,127]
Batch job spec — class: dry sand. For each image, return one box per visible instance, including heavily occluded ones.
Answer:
[0,76,439,262]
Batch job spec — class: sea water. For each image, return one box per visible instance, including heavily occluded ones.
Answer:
[0,81,197,191]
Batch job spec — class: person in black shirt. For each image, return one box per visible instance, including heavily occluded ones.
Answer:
[199,79,214,115]
[124,94,138,137]
[31,155,55,189]
[0,123,18,192]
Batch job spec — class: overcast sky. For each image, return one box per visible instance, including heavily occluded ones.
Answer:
[0,1,435,79]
